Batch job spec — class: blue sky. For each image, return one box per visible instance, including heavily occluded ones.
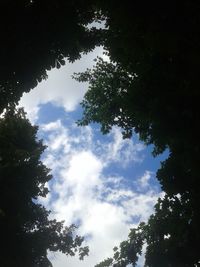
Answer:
[19,47,167,267]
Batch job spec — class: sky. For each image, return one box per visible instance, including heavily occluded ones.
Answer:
[19,47,167,267]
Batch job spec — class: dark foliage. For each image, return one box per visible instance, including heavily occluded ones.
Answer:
[0,107,89,267]
[94,223,145,267]
[74,1,200,266]
[1,0,200,266]
[0,0,104,113]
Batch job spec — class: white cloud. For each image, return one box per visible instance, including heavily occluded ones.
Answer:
[17,45,161,266]
[37,119,160,267]
[19,47,104,123]
[102,127,145,167]
[138,171,152,189]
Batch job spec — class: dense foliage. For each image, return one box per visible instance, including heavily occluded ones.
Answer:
[0,0,104,113]
[0,107,89,267]
[74,1,200,266]
[0,1,99,265]
[1,0,200,266]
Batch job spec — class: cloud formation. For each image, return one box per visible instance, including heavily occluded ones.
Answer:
[38,120,161,267]
[19,47,103,123]
[18,46,162,266]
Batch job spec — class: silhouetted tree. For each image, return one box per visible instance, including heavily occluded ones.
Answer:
[0,106,89,267]
[75,57,200,266]
[74,1,200,266]
[0,0,104,113]
[95,194,200,266]
[94,222,145,267]
[145,195,199,267]
[1,1,200,265]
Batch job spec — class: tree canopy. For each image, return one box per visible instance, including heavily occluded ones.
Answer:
[0,0,104,113]
[0,107,89,267]
[1,0,200,266]
[95,194,200,267]
[73,1,200,266]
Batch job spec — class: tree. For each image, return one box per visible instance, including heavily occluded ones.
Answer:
[96,195,200,267]
[73,1,200,266]
[73,57,141,139]
[145,195,200,267]
[74,54,200,191]
[74,0,200,166]
[0,106,89,267]
[0,0,104,113]
[75,58,200,266]
[1,1,200,265]
[94,223,145,267]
